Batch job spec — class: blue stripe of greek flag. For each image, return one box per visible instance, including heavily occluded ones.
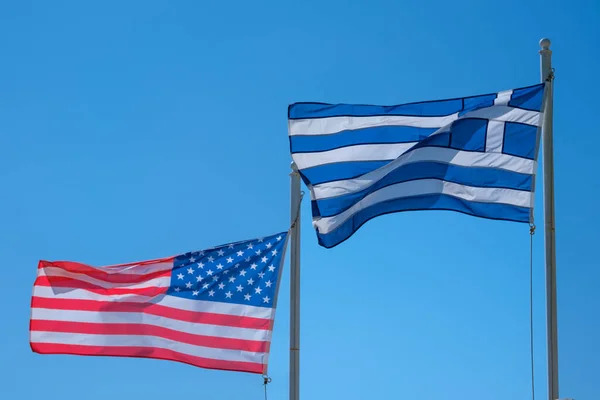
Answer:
[288,83,546,248]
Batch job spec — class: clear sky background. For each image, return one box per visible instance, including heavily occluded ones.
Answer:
[1,0,598,399]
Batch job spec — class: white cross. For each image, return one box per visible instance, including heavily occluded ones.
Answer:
[485,89,513,153]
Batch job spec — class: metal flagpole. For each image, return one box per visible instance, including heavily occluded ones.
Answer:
[539,38,558,400]
[289,161,302,400]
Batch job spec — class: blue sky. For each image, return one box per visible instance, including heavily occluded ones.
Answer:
[1,0,598,399]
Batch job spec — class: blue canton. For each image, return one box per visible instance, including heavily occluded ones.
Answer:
[168,231,289,308]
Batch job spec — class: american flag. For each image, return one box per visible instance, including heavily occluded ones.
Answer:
[29,231,289,374]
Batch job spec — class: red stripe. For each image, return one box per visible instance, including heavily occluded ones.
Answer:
[39,260,172,284]
[30,320,267,353]
[31,342,264,374]
[38,257,174,270]
[34,276,168,297]
[31,297,272,331]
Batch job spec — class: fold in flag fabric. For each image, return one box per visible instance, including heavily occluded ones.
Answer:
[30,231,289,374]
[288,83,546,248]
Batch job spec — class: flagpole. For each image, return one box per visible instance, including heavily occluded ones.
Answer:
[539,38,558,400]
[289,161,302,400]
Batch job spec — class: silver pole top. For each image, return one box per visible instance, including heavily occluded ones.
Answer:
[540,38,551,50]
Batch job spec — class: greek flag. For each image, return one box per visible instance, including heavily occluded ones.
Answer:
[288,83,546,248]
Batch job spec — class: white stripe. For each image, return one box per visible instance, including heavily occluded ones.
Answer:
[38,267,171,289]
[485,120,506,153]
[32,286,274,320]
[289,113,459,136]
[30,308,270,341]
[292,142,416,170]
[30,331,266,364]
[289,106,540,137]
[314,179,532,235]
[465,105,541,126]
[292,112,541,172]
[97,261,173,275]
[311,146,536,200]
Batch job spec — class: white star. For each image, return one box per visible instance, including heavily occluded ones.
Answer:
[209,290,215,297]
[236,284,244,292]
[175,287,181,292]
[250,263,258,270]
[229,276,236,283]
[239,269,247,276]
[225,291,233,299]
[190,256,196,263]
[217,249,225,256]
[247,243,253,249]
[244,293,251,301]
[271,249,278,256]
[261,256,268,263]
[185,281,192,289]
[276,235,282,241]
[247,278,254,285]
[268,265,275,272]
[266,242,272,249]
[226,257,233,263]
[198,251,205,256]
[263,296,270,303]
[218,282,225,290]
[216,263,224,270]
[223,269,229,274]
[255,286,262,294]
[197,262,204,269]
[196,275,203,282]
[202,283,209,289]
[177,273,184,280]
[258,238,264,242]
[228,244,234,249]
[206,269,213,276]
[192,290,199,296]
[245,257,251,262]
[187,267,194,274]
[213,276,219,282]
[258,272,265,279]
[255,249,262,255]
[237,250,244,257]
[208,256,214,262]
[235,263,240,269]
[265,280,272,288]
